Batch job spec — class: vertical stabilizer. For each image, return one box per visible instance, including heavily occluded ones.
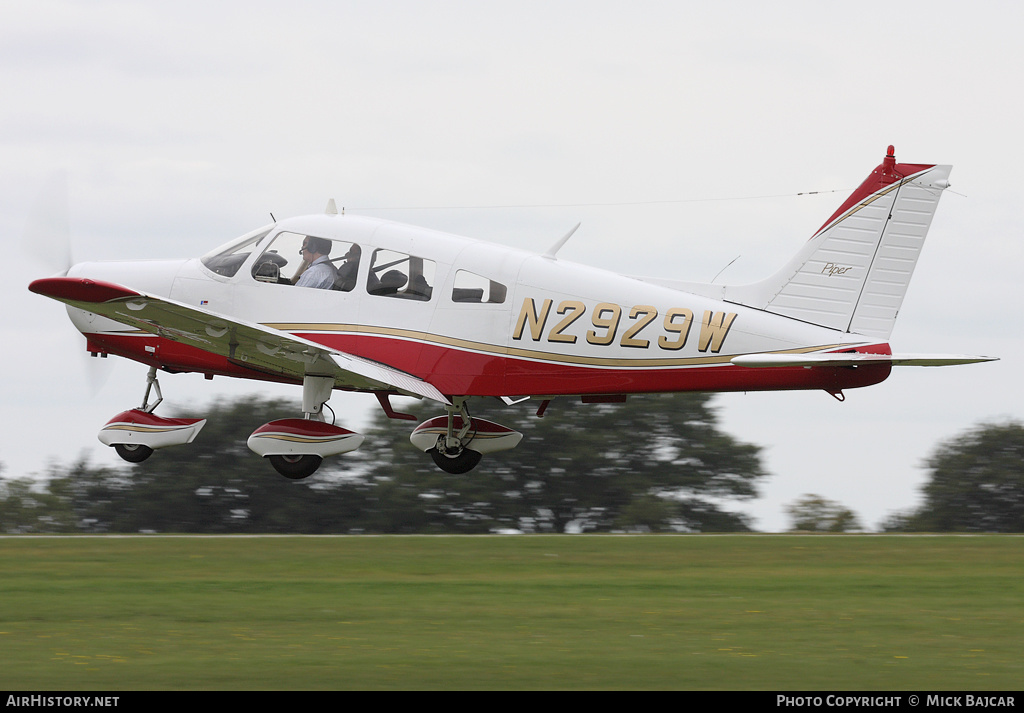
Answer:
[724,147,952,339]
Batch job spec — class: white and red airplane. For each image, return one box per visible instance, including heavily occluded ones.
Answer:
[29,147,995,479]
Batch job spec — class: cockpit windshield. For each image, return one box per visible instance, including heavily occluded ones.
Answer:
[200,226,273,277]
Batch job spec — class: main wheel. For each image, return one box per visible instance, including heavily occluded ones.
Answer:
[268,454,323,480]
[114,443,154,463]
[428,447,482,474]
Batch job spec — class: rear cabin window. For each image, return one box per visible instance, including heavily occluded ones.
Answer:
[367,249,435,301]
[451,270,507,304]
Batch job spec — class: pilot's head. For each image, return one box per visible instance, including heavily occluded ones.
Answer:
[300,236,332,259]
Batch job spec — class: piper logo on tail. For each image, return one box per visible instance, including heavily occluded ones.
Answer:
[822,263,853,277]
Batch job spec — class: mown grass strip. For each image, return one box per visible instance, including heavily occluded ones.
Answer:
[1,535,1021,690]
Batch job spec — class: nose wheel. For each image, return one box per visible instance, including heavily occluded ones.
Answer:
[113,443,154,463]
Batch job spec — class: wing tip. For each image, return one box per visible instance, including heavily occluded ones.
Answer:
[29,276,141,304]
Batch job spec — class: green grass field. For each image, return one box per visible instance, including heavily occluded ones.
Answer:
[0,535,1021,690]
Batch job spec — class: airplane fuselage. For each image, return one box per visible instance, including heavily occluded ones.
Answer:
[68,212,890,400]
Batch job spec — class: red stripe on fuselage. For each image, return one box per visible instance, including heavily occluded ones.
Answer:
[83,330,892,397]
[311,332,890,395]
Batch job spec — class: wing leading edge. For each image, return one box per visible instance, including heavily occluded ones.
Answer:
[28,276,450,405]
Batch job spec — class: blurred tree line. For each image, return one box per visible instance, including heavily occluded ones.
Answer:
[0,393,767,534]
[880,421,1024,533]
[787,422,1024,533]
[785,494,863,532]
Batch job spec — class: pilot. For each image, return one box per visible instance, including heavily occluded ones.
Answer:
[294,237,337,289]
[334,244,361,292]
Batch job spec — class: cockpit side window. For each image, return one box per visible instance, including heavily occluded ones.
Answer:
[451,270,507,304]
[251,231,361,292]
[367,249,435,301]
[201,229,272,277]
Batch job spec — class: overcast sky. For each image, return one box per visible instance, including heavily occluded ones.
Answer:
[3,1,1020,531]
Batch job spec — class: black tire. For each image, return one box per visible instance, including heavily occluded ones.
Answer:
[428,447,482,474]
[113,443,153,463]
[268,454,322,480]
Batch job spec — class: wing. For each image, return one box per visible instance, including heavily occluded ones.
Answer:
[731,352,998,368]
[29,277,450,404]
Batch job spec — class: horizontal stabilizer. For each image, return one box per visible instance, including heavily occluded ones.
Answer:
[732,353,998,368]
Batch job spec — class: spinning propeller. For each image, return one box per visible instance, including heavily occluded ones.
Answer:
[22,170,111,394]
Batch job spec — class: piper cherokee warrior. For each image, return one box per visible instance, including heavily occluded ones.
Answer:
[30,147,996,479]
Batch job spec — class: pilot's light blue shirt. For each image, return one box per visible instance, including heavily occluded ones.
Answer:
[295,256,336,290]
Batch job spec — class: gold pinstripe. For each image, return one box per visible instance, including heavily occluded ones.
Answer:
[266,322,852,369]
[94,322,860,370]
[101,424,191,433]
[252,433,356,444]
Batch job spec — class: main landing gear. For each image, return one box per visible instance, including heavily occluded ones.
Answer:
[247,375,364,479]
[247,417,363,479]
[410,398,523,474]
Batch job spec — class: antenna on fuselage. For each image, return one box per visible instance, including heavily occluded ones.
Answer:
[711,255,741,284]
[543,222,581,260]
[326,199,339,215]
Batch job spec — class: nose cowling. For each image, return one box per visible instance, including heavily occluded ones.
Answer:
[65,259,189,298]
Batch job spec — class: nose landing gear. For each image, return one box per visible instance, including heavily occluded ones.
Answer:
[98,367,207,463]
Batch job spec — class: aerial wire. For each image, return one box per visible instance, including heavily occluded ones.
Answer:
[346,188,852,213]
